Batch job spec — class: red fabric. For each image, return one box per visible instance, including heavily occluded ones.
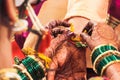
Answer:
[12,32,51,60]
[109,0,120,20]
[12,41,25,60]
[12,32,51,63]
[38,32,51,53]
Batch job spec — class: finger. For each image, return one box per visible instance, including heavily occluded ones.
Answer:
[45,20,70,30]
[47,57,58,80]
[80,32,91,43]
[51,28,73,38]
[82,20,97,36]
[51,28,64,37]
[61,20,71,27]
[54,34,68,43]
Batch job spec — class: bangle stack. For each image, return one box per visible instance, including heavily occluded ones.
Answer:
[91,44,120,75]
[14,55,45,80]
[20,47,52,79]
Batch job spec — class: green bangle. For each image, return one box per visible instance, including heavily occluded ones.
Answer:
[93,50,120,72]
[22,56,45,79]
[17,70,28,80]
[22,57,38,79]
[91,44,117,64]
[95,54,120,75]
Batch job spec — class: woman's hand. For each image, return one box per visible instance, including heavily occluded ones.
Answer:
[44,20,86,80]
[81,22,120,80]
[80,22,119,50]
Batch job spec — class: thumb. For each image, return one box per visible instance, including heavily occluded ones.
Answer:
[80,32,91,43]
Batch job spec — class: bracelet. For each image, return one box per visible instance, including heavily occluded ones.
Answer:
[14,55,47,80]
[17,70,28,80]
[91,44,117,64]
[13,64,32,80]
[107,16,120,28]
[93,50,120,72]
[22,47,51,69]
[21,56,45,80]
[28,55,45,71]
[95,54,120,75]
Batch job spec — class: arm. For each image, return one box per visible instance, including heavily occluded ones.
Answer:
[80,22,120,80]
[0,0,18,69]
[65,0,120,80]
[64,0,111,34]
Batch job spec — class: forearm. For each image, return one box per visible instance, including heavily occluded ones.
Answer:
[0,25,13,69]
[65,0,111,23]
[65,0,112,35]
[104,63,120,80]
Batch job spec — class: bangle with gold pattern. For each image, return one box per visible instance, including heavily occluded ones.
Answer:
[95,54,120,75]
[91,44,117,64]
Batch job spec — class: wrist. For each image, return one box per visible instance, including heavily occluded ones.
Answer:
[67,16,89,35]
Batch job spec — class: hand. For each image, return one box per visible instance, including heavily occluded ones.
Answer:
[47,38,86,80]
[44,21,86,80]
[44,20,73,57]
[45,20,71,37]
[81,22,120,80]
[80,22,119,50]
[0,0,17,69]
[114,24,120,51]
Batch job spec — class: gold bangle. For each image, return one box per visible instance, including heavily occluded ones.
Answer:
[13,64,33,80]
[93,50,120,72]
[93,50,120,73]
[90,44,118,58]
[93,50,114,73]
[28,55,45,71]
[0,68,22,80]
[94,54,120,75]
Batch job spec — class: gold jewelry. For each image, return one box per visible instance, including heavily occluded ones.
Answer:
[90,44,118,58]
[93,50,120,73]
[13,64,33,80]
